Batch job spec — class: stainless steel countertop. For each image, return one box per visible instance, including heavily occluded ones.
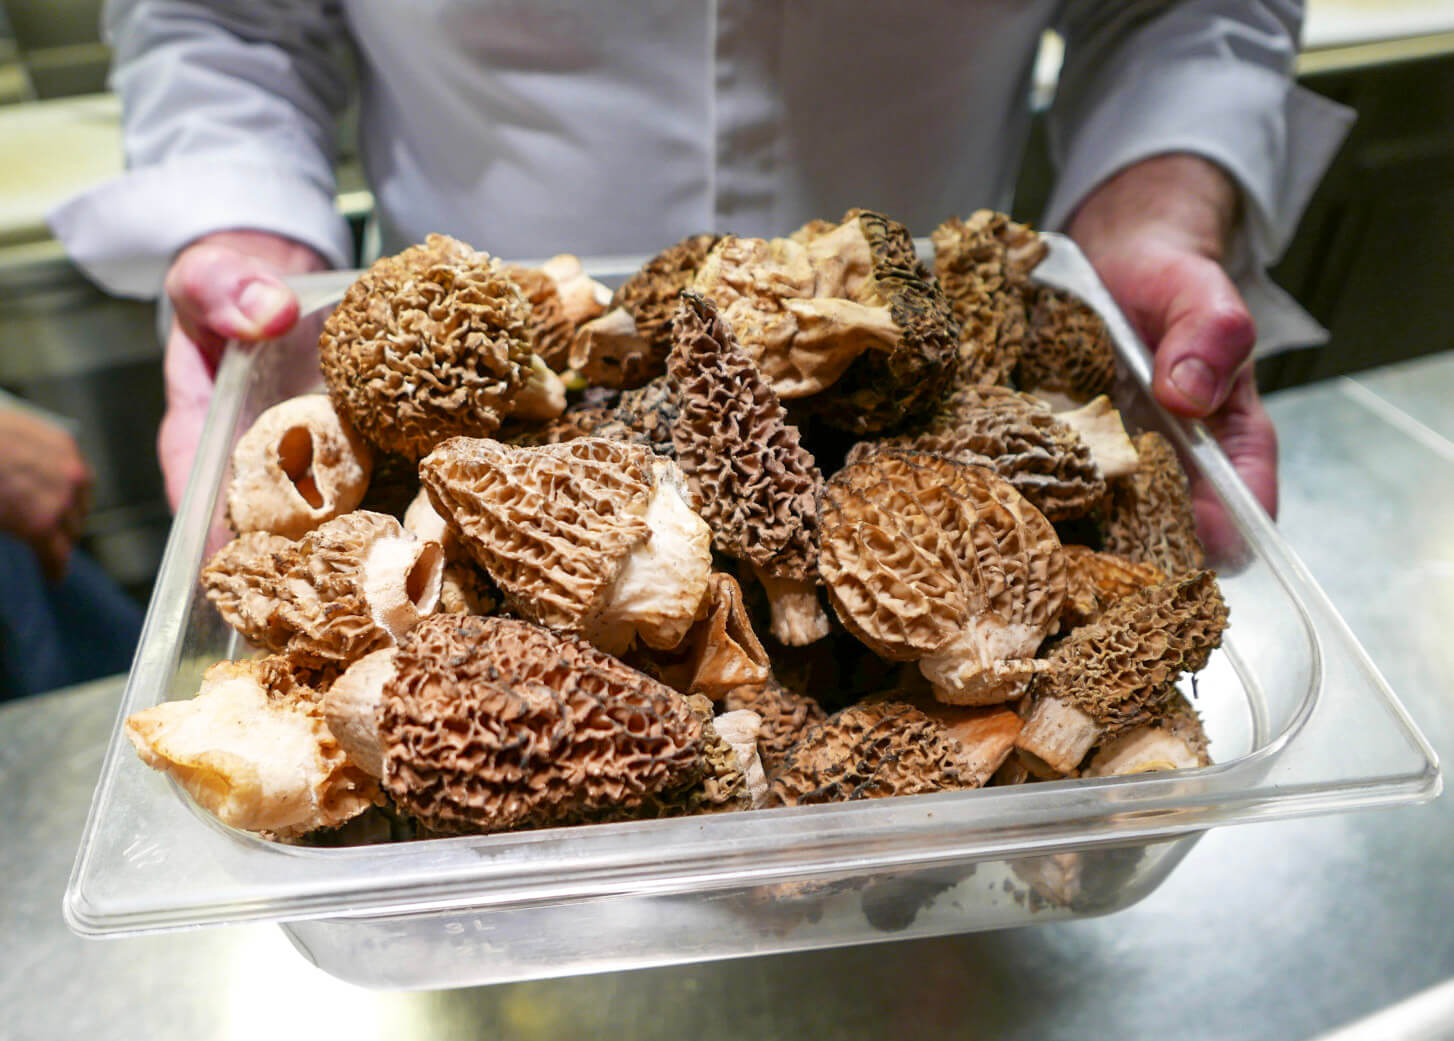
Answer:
[4,352,1451,1041]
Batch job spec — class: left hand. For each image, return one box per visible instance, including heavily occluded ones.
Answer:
[1068,154,1278,550]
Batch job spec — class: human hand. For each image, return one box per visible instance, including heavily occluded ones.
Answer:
[0,408,93,580]
[159,230,330,508]
[1067,154,1278,551]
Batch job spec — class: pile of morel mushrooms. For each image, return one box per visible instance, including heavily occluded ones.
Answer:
[125,211,1228,844]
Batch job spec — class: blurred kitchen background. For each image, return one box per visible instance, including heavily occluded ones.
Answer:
[1,0,1452,610]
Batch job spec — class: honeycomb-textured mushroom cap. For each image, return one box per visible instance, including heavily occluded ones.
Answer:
[227,394,373,540]
[800,209,961,435]
[931,211,1046,387]
[1016,286,1118,403]
[721,678,828,778]
[767,701,972,806]
[504,263,574,370]
[1032,569,1228,732]
[379,615,709,834]
[850,383,1106,522]
[1099,431,1207,575]
[818,450,1066,704]
[125,658,378,837]
[667,292,826,641]
[568,233,720,389]
[1060,545,1166,630]
[420,436,711,654]
[318,234,559,461]
[201,512,444,666]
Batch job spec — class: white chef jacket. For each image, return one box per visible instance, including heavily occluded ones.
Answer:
[50,0,1352,352]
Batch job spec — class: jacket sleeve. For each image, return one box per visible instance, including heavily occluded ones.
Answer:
[1043,0,1355,353]
[47,0,356,298]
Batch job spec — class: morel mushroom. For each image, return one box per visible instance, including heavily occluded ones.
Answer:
[376,615,712,833]
[818,450,1067,705]
[1016,286,1118,404]
[931,210,1046,387]
[318,233,565,461]
[569,233,719,388]
[506,254,611,370]
[419,436,712,655]
[227,394,373,540]
[795,209,960,435]
[850,384,1111,523]
[125,658,378,837]
[668,292,828,644]
[1084,693,1212,777]
[1015,570,1228,776]
[636,573,771,699]
[1098,431,1207,575]
[721,677,828,778]
[1060,545,1166,630]
[768,701,973,806]
[201,511,444,666]
[402,490,498,616]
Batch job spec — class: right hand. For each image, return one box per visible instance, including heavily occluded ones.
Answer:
[0,408,93,581]
[159,230,330,508]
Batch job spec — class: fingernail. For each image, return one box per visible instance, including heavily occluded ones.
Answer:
[237,281,291,329]
[1169,358,1218,411]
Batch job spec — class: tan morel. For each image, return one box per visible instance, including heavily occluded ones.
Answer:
[1059,545,1166,631]
[226,394,374,540]
[850,383,1116,523]
[419,436,711,655]
[201,511,444,667]
[375,615,712,833]
[1098,430,1207,575]
[768,701,974,806]
[1015,569,1229,777]
[569,233,719,388]
[818,450,1067,705]
[931,210,1046,388]
[668,291,828,645]
[125,658,378,838]
[506,255,611,370]
[1016,285,1118,404]
[721,677,828,779]
[318,233,565,461]
[1083,693,1212,777]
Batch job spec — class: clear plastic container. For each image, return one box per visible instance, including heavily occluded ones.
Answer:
[65,236,1440,989]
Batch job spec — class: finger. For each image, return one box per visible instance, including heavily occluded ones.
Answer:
[1206,368,1278,518]
[1151,259,1256,418]
[165,242,300,364]
[159,321,217,510]
[37,528,73,583]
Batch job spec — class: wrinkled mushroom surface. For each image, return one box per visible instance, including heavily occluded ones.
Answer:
[818,450,1066,704]
[201,511,444,666]
[1099,431,1207,575]
[1017,286,1118,403]
[319,234,556,460]
[125,658,378,837]
[721,678,828,778]
[379,615,708,834]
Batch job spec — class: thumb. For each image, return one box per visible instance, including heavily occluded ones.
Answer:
[165,242,300,369]
[1150,257,1257,419]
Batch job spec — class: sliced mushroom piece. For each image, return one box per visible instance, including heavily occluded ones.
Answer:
[1015,570,1228,776]
[401,489,498,616]
[375,615,711,834]
[124,658,378,838]
[419,436,711,655]
[227,394,374,540]
[818,450,1067,705]
[201,511,444,666]
[318,233,563,461]
[668,291,829,645]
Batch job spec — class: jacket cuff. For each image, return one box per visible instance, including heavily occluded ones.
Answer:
[47,157,353,299]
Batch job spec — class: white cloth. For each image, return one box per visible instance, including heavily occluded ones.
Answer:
[50,0,1351,352]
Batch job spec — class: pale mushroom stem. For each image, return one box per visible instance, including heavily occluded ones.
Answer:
[1014,695,1100,777]
[510,355,568,421]
[321,649,399,779]
[1085,725,1203,777]
[750,565,830,646]
[917,627,1048,706]
[361,537,445,644]
[1054,395,1139,479]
